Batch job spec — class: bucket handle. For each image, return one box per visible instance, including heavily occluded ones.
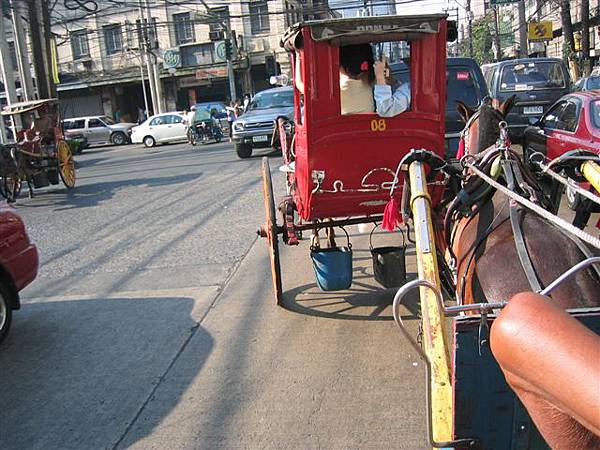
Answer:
[311,226,352,251]
[369,223,406,251]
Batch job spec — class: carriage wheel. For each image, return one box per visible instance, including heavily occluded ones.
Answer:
[262,157,283,305]
[0,177,21,203]
[57,141,76,188]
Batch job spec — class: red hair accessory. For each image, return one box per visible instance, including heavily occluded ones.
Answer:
[360,60,369,71]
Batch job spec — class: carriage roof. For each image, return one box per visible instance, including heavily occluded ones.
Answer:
[281,14,456,50]
[1,98,58,116]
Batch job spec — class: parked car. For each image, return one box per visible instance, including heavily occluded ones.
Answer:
[573,76,600,92]
[0,208,38,343]
[130,112,188,147]
[63,116,136,146]
[482,58,571,143]
[232,87,294,158]
[522,91,600,209]
[391,57,489,157]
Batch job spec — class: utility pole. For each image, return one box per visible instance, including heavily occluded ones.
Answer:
[10,0,34,101]
[144,0,164,113]
[492,5,502,61]
[28,0,50,99]
[582,0,591,76]
[465,0,473,57]
[41,0,56,97]
[0,7,21,141]
[138,0,157,115]
[517,0,528,57]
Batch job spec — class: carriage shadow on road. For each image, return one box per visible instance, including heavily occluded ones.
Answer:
[15,172,202,211]
[280,267,421,321]
[0,295,212,450]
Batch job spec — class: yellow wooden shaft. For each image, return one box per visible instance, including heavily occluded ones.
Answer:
[408,162,453,444]
[582,161,600,194]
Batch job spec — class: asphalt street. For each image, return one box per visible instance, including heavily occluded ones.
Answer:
[0,141,430,450]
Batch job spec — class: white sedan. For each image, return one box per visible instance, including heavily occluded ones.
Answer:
[130,112,188,147]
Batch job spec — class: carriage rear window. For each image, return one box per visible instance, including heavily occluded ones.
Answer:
[340,40,411,116]
[499,61,566,92]
[591,101,600,129]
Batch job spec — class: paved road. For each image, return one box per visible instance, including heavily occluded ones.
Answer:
[0,142,429,450]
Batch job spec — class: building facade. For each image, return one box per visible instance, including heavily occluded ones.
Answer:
[52,0,335,120]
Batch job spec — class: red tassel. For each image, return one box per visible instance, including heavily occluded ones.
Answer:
[382,196,402,231]
[456,137,465,159]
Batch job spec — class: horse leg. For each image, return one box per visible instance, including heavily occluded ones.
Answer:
[491,292,600,449]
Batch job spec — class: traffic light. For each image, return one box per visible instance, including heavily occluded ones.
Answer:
[224,39,232,60]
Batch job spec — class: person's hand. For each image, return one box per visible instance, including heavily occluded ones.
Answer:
[374,56,388,85]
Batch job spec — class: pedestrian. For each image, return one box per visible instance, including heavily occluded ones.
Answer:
[137,107,147,124]
[114,109,122,123]
[226,101,237,141]
[243,94,251,112]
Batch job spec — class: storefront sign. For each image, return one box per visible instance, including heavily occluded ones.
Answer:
[195,67,228,79]
[163,49,181,69]
[528,21,553,41]
[490,0,519,4]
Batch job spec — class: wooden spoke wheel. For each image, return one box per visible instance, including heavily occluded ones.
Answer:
[57,140,76,188]
[262,157,283,305]
[0,177,21,203]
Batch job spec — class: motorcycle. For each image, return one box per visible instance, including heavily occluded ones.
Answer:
[188,120,223,146]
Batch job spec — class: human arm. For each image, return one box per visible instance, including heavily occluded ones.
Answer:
[374,82,410,117]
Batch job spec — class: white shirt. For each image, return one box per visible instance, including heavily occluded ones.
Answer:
[374,83,411,117]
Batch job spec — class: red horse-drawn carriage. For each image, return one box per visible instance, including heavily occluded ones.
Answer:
[259,14,600,450]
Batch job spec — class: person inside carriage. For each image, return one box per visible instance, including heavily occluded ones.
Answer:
[338,43,411,117]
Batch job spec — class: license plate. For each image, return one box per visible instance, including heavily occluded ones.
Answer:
[253,135,269,143]
[523,106,543,115]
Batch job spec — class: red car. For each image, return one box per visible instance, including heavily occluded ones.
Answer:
[0,207,38,343]
[523,90,600,208]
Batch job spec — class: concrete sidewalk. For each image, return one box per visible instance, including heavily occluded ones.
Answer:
[118,226,429,449]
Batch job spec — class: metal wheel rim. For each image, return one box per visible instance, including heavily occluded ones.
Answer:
[57,141,76,188]
[113,133,125,145]
[144,137,155,147]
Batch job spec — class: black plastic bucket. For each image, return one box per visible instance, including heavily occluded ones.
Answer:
[370,225,406,288]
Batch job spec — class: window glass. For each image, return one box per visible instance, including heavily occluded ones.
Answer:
[447,66,479,109]
[250,1,270,33]
[150,116,164,126]
[590,100,600,129]
[71,30,89,59]
[103,25,123,55]
[557,100,580,132]
[88,118,105,128]
[248,89,294,110]
[586,77,600,90]
[542,102,566,129]
[64,119,85,130]
[499,61,566,92]
[99,116,114,125]
[171,115,183,124]
[174,12,194,45]
[343,40,410,116]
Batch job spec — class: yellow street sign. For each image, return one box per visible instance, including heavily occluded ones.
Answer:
[528,21,553,41]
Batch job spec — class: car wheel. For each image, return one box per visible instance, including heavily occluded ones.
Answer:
[143,136,156,148]
[235,143,252,158]
[0,281,13,344]
[566,185,580,211]
[111,131,127,145]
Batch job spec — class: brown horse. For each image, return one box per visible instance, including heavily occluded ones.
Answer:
[440,98,600,309]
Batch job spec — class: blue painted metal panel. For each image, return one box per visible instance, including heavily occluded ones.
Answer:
[452,310,600,450]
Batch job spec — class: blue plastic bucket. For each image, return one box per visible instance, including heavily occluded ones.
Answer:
[310,228,353,291]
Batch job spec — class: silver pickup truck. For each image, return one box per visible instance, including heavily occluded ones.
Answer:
[63,115,137,147]
[232,87,294,158]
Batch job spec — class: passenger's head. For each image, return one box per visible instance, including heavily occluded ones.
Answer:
[339,44,375,83]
